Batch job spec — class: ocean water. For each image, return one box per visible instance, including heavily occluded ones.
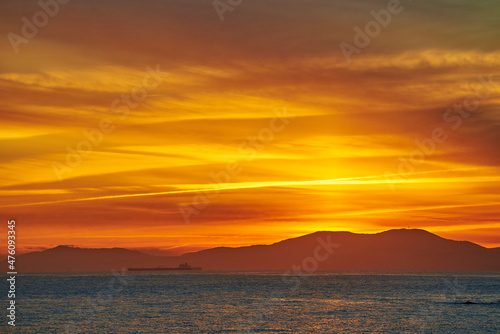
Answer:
[1,272,499,333]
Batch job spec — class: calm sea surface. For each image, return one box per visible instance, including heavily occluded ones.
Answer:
[1,272,499,333]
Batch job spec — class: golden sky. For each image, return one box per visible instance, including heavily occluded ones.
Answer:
[1,0,500,254]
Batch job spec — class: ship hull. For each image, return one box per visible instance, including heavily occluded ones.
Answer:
[127,267,202,271]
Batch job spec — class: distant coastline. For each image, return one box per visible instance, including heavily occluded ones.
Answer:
[3,229,499,273]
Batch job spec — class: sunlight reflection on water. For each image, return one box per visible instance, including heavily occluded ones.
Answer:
[2,272,499,333]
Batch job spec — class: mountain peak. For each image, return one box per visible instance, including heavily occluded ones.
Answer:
[380,228,439,236]
[50,245,78,251]
[6,229,498,272]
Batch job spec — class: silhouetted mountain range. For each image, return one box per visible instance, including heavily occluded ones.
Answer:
[4,229,500,272]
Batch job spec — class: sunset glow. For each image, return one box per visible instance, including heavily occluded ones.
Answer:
[1,0,500,254]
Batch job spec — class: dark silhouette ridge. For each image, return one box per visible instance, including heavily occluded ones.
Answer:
[3,229,500,273]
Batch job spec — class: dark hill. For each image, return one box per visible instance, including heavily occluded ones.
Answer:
[3,229,499,272]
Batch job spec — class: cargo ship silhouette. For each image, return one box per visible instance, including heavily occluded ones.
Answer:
[128,262,202,271]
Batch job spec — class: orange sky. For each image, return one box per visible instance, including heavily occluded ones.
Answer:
[1,0,500,254]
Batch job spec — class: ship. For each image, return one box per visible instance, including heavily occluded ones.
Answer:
[127,262,202,271]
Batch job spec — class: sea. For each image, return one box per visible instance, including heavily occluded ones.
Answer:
[1,271,499,333]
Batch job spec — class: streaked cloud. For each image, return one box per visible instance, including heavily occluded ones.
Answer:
[0,0,499,251]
